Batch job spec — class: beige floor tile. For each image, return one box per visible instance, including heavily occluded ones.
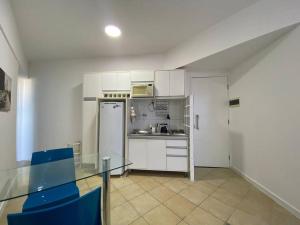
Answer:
[111,190,127,209]
[238,189,274,223]
[112,177,134,189]
[164,194,196,219]
[179,186,208,205]
[138,179,160,191]
[177,221,189,225]
[130,193,160,215]
[119,183,145,200]
[129,217,149,225]
[76,179,89,190]
[151,176,172,184]
[202,174,228,187]
[111,202,139,225]
[271,204,300,225]
[143,205,180,225]
[79,187,91,196]
[86,175,102,189]
[200,197,235,221]
[195,167,214,179]
[208,168,238,179]
[211,188,244,208]
[184,207,224,225]
[228,209,269,225]
[164,179,189,193]
[149,186,176,203]
[220,177,251,197]
[192,180,218,195]
[128,175,149,184]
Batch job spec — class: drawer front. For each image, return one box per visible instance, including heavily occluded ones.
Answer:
[166,148,187,156]
[166,140,187,148]
[167,157,188,172]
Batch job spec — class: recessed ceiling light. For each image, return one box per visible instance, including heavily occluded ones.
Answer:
[105,25,121,38]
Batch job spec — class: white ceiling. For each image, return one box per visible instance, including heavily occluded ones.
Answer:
[11,0,259,62]
[185,26,296,72]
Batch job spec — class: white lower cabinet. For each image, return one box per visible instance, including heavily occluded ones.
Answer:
[129,138,188,172]
[147,140,166,170]
[128,139,147,169]
[167,157,188,172]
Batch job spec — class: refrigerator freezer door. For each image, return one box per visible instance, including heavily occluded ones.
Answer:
[99,102,124,175]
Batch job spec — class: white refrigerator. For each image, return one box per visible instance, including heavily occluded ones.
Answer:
[98,102,125,175]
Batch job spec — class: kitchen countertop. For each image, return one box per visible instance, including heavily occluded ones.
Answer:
[127,133,189,140]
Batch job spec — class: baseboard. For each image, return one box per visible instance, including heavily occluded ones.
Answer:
[231,166,300,219]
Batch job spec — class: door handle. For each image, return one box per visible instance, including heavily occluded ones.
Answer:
[195,114,199,130]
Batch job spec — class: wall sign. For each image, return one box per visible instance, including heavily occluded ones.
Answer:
[0,68,12,112]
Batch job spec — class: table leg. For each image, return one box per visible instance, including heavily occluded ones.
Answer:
[102,157,111,225]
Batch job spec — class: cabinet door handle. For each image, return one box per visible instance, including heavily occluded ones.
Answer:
[195,114,199,130]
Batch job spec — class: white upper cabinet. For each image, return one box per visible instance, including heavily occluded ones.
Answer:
[102,72,117,91]
[130,70,154,82]
[155,70,170,97]
[155,70,185,97]
[83,73,102,97]
[102,71,131,91]
[170,70,185,96]
[116,72,131,91]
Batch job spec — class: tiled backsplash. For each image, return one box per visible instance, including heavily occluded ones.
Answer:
[128,99,185,132]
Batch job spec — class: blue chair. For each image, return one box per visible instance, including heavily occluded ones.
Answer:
[8,188,101,225]
[22,148,80,212]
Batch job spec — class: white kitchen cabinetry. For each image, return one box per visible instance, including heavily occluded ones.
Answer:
[102,72,117,91]
[128,139,147,169]
[131,70,154,82]
[147,140,166,170]
[83,73,102,97]
[155,71,170,97]
[166,140,188,172]
[170,70,185,96]
[155,70,185,97]
[116,72,131,91]
[128,138,188,172]
[102,71,131,91]
[82,100,98,156]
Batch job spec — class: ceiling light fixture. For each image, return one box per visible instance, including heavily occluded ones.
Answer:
[105,25,121,38]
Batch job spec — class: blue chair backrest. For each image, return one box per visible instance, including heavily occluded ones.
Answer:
[31,148,74,165]
[8,188,101,225]
[29,148,76,192]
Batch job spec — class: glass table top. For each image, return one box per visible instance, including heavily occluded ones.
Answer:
[0,151,131,202]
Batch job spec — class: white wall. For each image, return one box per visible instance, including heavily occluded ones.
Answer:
[229,26,300,217]
[0,1,28,213]
[164,0,300,70]
[29,55,164,150]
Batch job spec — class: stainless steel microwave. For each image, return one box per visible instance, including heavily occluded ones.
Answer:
[131,82,154,98]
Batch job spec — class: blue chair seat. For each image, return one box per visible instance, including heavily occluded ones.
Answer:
[8,188,101,225]
[22,183,79,212]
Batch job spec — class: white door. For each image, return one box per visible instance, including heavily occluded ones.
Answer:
[155,71,170,96]
[170,70,185,96]
[191,77,229,167]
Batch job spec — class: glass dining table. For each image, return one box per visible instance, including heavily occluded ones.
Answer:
[0,151,131,225]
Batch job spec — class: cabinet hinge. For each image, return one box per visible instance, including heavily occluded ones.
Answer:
[229,155,231,161]
[228,119,230,125]
[227,84,229,90]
